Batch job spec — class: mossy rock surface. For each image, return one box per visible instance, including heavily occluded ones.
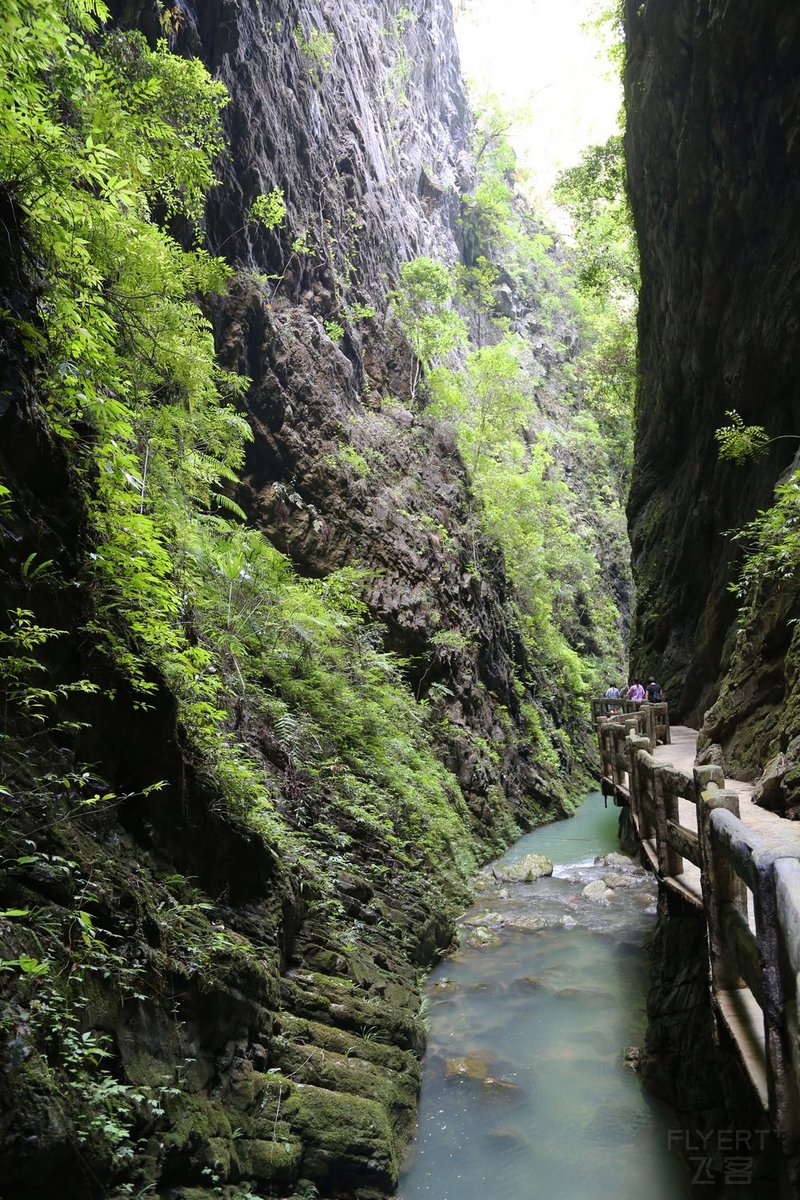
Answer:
[283,1081,399,1190]
[235,1136,303,1182]
[491,853,553,882]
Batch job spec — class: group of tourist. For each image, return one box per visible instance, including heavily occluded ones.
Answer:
[604,677,664,703]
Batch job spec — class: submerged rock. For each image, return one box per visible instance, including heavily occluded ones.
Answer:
[500,913,546,932]
[507,975,546,992]
[462,910,505,927]
[492,854,554,883]
[466,926,503,948]
[445,1054,494,1081]
[482,1077,525,1102]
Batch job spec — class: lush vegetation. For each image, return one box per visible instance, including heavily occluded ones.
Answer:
[0,2,485,1175]
[0,0,640,1190]
[714,411,800,610]
[390,99,637,754]
[554,132,639,482]
[0,0,480,870]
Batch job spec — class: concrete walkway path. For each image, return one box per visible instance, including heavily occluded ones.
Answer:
[654,726,791,841]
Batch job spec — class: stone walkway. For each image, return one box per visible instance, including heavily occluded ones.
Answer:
[655,725,797,841]
[646,726,800,910]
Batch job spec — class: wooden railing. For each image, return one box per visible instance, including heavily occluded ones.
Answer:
[595,711,800,1186]
[591,697,670,750]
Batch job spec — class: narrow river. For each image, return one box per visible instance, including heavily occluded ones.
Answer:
[399,792,689,1199]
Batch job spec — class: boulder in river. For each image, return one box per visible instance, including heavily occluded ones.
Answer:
[492,854,553,882]
[582,879,614,902]
[603,872,632,888]
[594,851,636,868]
[623,1046,642,1071]
[501,913,546,932]
[445,1054,494,1081]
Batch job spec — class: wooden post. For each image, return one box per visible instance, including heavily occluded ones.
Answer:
[638,748,656,844]
[626,735,650,836]
[611,722,627,802]
[751,848,800,1163]
[660,772,684,877]
[652,763,674,876]
[697,785,744,992]
[774,859,800,1182]
[694,764,725,800]
[599,722,615,801]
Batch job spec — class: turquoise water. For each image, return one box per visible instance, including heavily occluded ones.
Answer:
[399,794,688,1200]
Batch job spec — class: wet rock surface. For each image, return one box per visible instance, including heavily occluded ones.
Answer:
[491,853,554,883]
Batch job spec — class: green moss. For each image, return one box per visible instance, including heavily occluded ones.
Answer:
[275,1013,416,1074]
[271,1040,418,1125]
[236,1137,303,1182]
[164,1091,235,1148]
[283,1081,399,1187]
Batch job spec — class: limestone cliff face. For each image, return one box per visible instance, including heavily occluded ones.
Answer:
[109,0,580,826]
[175,0,576,819]
[0,4,578,1198]
[199,0,468,281]
[624,0,800,769]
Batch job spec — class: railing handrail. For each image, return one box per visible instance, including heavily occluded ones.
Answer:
[594,713,800,1177]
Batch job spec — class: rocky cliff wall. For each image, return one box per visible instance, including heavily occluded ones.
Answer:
[624,6,800,1192]
[0,3,588,1198]
[124,0,574,821]
[624,0,800,770]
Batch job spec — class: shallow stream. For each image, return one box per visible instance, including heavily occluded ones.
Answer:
[399,793,689,1199]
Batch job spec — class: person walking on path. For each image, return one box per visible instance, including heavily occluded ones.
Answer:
[628,681,645,701]
[646,677,663,702]
[605,684,621,699]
